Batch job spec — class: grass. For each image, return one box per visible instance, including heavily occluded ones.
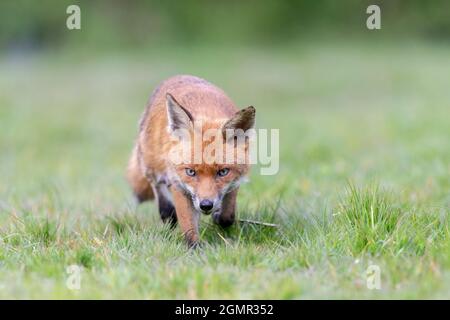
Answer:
[0,40,449,298]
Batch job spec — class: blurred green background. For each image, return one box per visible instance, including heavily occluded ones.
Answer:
[1,0,450,52]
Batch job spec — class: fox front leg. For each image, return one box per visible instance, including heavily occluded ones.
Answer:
[153,183,177,227]
[213,189,238,228]
[171,186,200,248]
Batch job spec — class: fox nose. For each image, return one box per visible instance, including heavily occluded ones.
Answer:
[199,199,214,213]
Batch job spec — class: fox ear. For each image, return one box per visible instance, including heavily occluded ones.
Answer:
[222,106,255,136]
[166,93,193,133]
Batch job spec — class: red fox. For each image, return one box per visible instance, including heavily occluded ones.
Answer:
[127,75,255,247]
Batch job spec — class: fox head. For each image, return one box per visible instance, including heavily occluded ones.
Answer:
[165,93,255,214]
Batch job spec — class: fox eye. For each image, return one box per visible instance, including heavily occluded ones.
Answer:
[217,168,230,177]
[185,168,196,177]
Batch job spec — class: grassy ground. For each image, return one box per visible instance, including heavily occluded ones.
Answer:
[0,41,449,299]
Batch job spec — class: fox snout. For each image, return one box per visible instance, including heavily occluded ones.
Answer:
[195,197,219,215]
[199,199,214,212]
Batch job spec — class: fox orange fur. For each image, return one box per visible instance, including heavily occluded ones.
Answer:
[127,75,255,247]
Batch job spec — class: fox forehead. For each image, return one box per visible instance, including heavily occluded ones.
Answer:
[189,118,227,139]
[168,118,250,165]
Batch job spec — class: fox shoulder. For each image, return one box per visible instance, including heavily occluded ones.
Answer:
[126,144,154,203]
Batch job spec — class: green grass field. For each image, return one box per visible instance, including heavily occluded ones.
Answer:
[0,41,449,299]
